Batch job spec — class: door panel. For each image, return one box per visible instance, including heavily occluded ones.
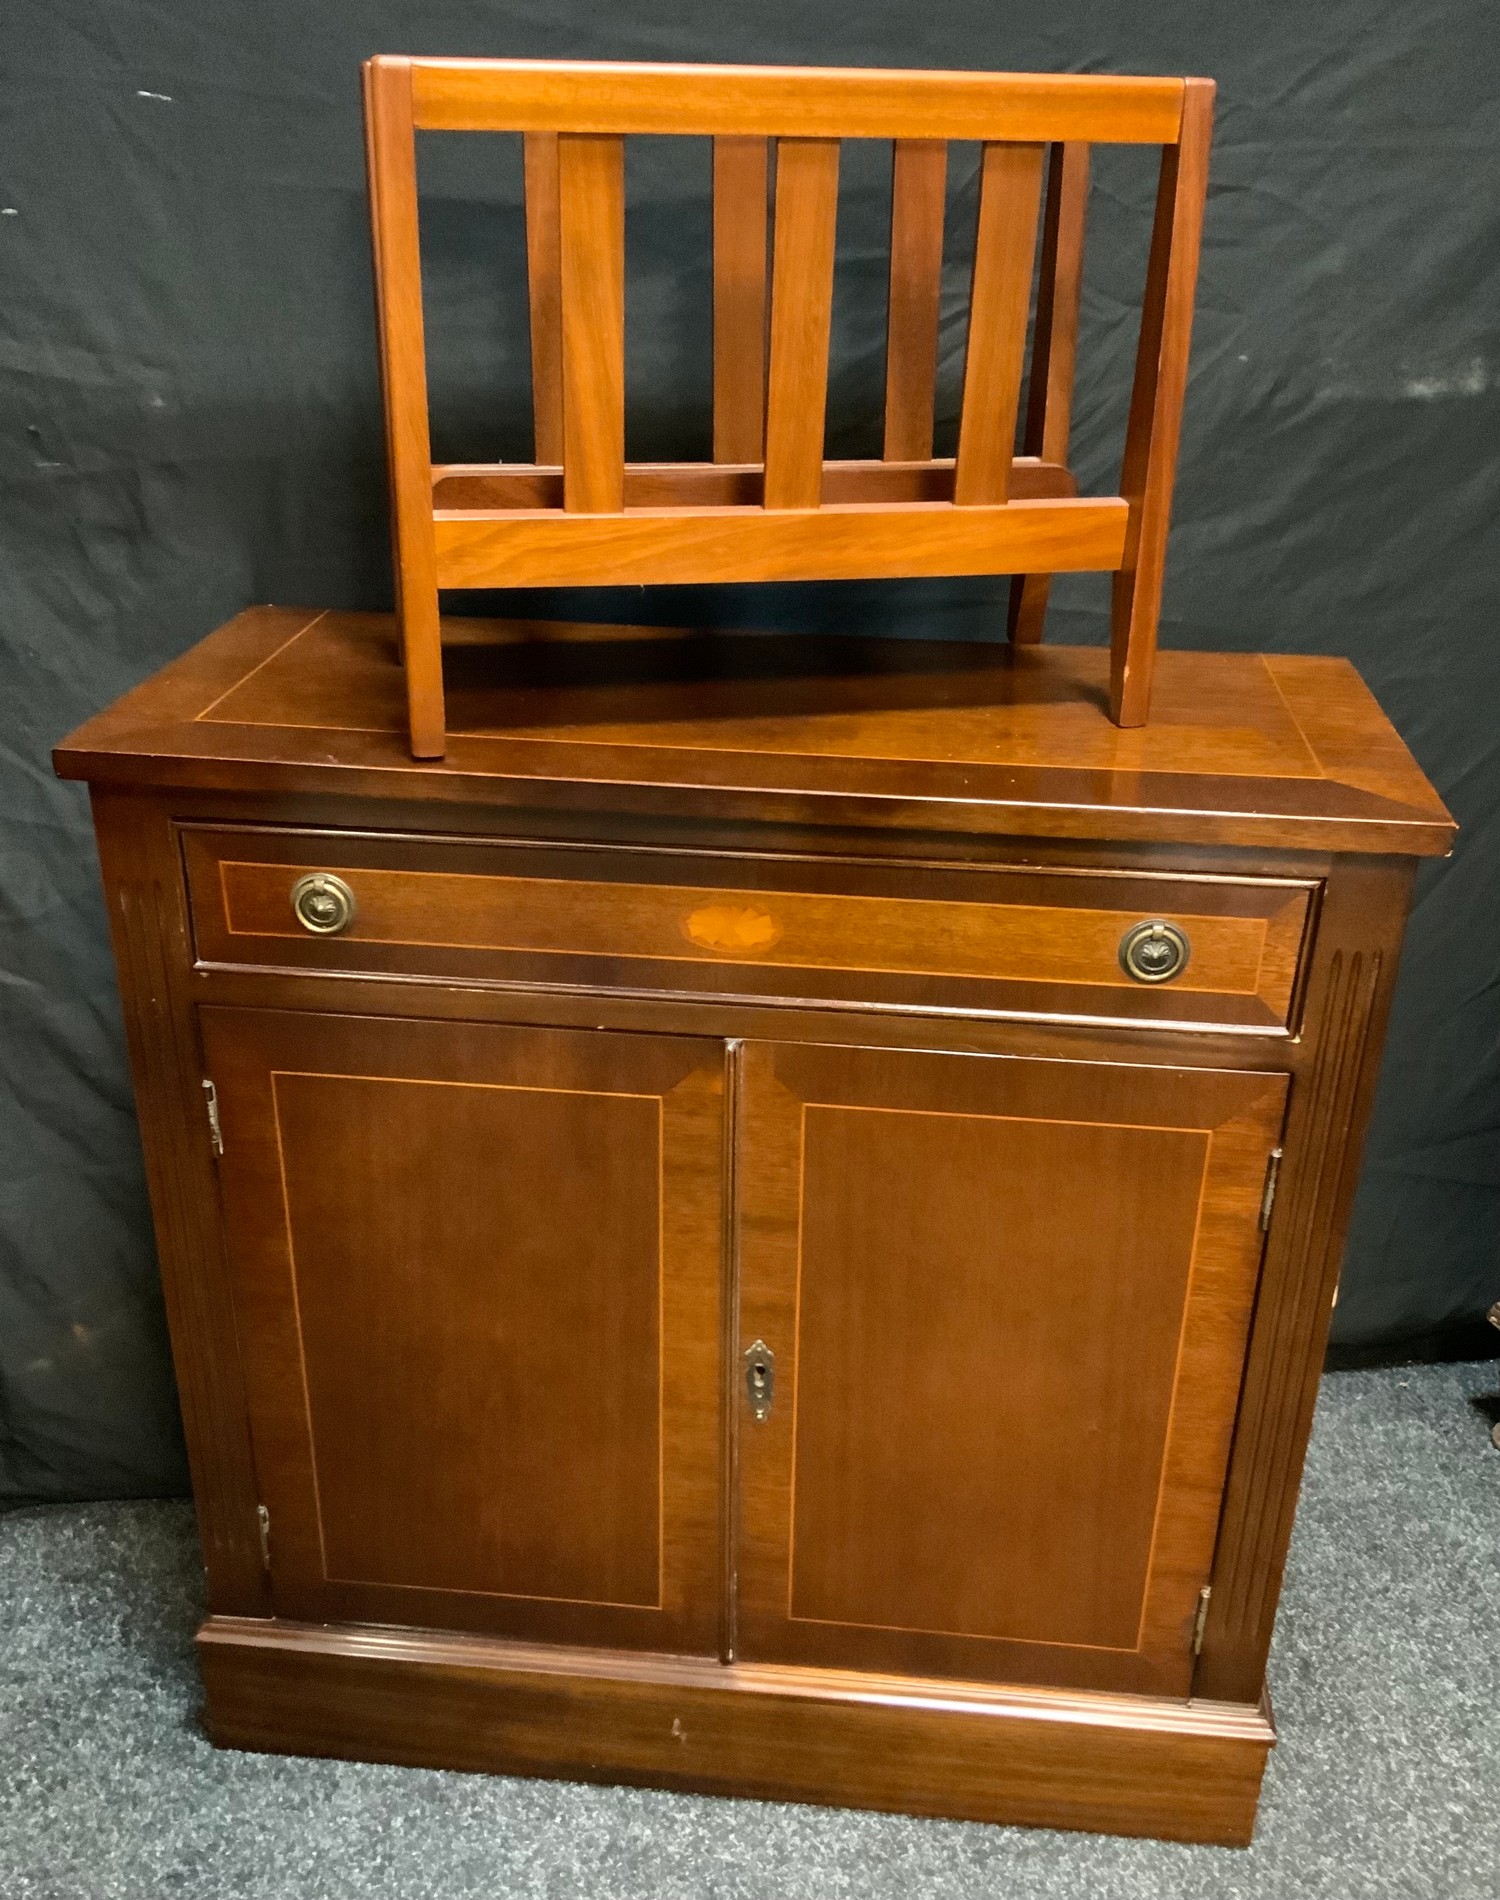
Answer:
[201,1008,724,1652]
[734,1041,1287,1695]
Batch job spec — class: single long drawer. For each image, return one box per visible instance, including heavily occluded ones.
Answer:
[181,827,1316,1031]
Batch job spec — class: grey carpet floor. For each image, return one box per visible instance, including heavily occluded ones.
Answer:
[2,1364,1496,1900]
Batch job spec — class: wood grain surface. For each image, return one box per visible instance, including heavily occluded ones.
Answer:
[360,56,1211,751]
[401,59,1188,144]
[199,1613,1272,1845]
[763,139,841,510]
[430,455,1075,511]
[52,608,1455,859]
[883,140,948,462]
[557,133,626,513]
[1010,139,1090,643]
[361,57,444,757]
[88,791,272,1616]
[733,1041,1287,1694]
[522,132,564,465]
[198,1008,726,1653]
[183,826,1314,1030]
[1109,78,1215,725]
[953,143,1044,506]
[60,597,1446,1842]
[431,496,1126,588]
[1194,857,1417,1701]
[712,136,770,463]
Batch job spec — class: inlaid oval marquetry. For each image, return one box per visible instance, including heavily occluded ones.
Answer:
[681,904,784,957]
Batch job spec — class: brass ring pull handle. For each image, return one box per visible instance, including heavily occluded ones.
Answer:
[290,873,357,936]
[1119,919,1189,984]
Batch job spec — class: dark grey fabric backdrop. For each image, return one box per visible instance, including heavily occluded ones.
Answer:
[3,2,1497,1502]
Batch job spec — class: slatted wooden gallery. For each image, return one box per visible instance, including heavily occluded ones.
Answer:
[361,57,1214,757]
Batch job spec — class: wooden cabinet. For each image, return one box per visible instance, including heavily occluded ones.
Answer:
[55,608,1455,1846]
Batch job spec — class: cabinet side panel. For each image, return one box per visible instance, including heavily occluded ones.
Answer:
[89,789,269,1614]
[1197,856,1417,1701]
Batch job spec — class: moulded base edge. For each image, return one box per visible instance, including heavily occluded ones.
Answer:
[196,1614,1275,1847]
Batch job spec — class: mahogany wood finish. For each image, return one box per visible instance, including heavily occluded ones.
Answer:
[406,62,1188,141]
[953,142,1044,506]
[181,828,1315,1031]
[360,57,1215,754]
[763,138,841,511]
[198,1617,1275,1846]
[430,494,1127,591]
[1194,857,1419,1701]
[522,134,564,466]
[1010,140,1090,642]
[1110,78,1214,725]
[883,139,947,463]
[557,133,626,514]
[362,57,443,759]
[57,608,1454,860]
[733,1043,1287,1696]
[88,789,271,1616]
[55,606,1453,1844]
[201,1009,724,1651]
[712,137,769,463]
[429,454,1077,512]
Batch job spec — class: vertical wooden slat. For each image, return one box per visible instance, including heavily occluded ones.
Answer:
[713,136,769,464]
[883,139,948,462]
[763,138,840,511]
[363,56,445,760]
[1109,79,1214,726]
[557,132,625,513]
[1023,142,1090,465]
[953,142,1045,506]
[1009,140,1090,643]
[524,132,564,467]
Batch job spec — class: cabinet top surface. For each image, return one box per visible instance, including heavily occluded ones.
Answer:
[54,607,1453,856]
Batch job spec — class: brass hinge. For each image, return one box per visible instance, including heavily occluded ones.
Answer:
[256,1504,271,1570]
[1259,1147,1284,1232]
[1192,1584,1213,1655]
[202,1079,224,1157]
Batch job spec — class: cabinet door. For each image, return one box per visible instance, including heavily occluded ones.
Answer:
[734,1041,1287,1696]
[200,1008,725,1653]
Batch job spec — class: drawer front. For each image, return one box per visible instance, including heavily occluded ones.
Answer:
[182,827,1315,1030]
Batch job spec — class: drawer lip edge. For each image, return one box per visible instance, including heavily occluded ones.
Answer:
[188,958,1298,1039]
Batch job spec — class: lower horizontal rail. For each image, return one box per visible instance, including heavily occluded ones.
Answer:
[433,495,1128,589]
